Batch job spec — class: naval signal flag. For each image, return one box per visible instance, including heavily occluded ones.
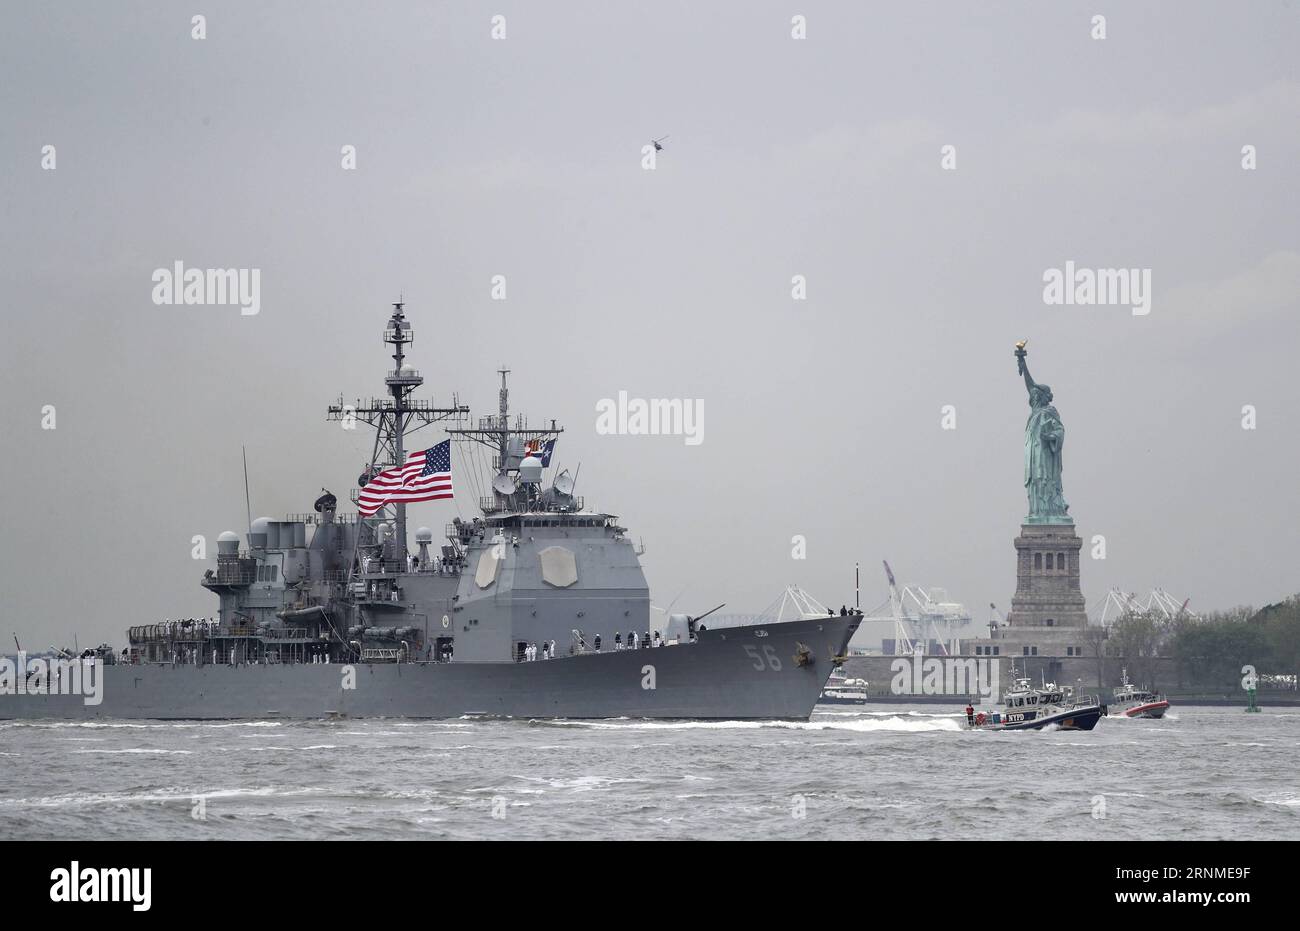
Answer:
[357,440,453,516]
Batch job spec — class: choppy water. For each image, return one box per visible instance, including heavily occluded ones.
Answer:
[1,705,1295,840]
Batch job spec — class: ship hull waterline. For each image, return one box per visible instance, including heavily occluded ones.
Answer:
[1,615,859,722]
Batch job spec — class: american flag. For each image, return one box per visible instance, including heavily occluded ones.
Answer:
[524,437,557,467]
[357,440,453,516]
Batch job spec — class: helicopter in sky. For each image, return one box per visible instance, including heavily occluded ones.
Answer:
[650,134,670,152]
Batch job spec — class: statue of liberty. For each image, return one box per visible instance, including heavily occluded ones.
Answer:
[1014,341,1071,524]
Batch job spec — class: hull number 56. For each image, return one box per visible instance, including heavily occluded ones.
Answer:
[744,644,783,671]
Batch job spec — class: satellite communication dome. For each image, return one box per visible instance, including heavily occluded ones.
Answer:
[377,522,391,539]
[399,362,416,375]
[251,517,272,533]
[216,530,242,557]
[415,526,434,543]
[519,455,544,484]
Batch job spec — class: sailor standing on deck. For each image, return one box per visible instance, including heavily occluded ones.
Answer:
[965,702,975,727]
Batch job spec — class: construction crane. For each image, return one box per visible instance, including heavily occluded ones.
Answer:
[876,560,965,656]
[882,561,915,654]
[1096,587,1198,625]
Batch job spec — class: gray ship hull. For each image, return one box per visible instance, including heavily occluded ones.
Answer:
[1,615,858,721]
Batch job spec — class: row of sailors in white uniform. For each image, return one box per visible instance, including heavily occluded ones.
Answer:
[168,649,334,665]
[159,618,219,636]
[362,555,457,575]
[520,630,675,661]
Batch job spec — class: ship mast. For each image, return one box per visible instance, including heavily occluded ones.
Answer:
[326,300,468,556]
[448,367,563,514]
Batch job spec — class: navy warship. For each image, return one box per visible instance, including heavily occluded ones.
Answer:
[2,302,858,720]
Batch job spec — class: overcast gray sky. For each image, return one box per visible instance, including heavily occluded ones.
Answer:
[2,1,1297,650]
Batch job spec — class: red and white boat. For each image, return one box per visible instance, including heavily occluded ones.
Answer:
[1112,668,1170,718]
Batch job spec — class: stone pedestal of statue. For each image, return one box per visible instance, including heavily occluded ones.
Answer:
[1006,523,1089,628]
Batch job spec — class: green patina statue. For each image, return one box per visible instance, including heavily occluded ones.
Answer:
[1014,341,1072,524]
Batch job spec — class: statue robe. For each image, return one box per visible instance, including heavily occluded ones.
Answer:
[1024,404,1067,519]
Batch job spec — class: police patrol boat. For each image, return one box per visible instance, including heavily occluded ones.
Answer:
[1111,668,1170,718]
[964,673,1105,732]
[0,301,859,721]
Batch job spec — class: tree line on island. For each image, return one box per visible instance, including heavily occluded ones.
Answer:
[1083,595,1300,694]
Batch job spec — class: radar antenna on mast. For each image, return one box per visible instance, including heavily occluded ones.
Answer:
[447,366,564,516]
[325,299,469,558]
